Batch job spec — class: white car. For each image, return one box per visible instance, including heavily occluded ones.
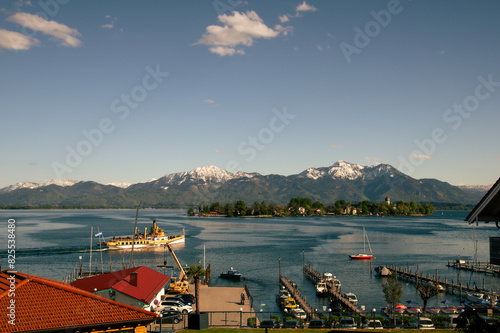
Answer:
[364,319,383,329]
[156,300,193,314]
[409,317,435,329]
[338,317,357,329]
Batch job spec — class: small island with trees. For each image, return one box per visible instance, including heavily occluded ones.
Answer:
[188,197,434,217]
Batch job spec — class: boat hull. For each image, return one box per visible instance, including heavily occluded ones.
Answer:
[349,254,373,260]
[105,235,185,250]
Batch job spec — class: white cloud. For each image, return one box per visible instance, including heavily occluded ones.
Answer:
[7,12,81,47]
[214,149,226,153]
[411,154,433,160]
[101,23,114,29]
[204,99,215,104]
[0,28,39,50]
[296,1,317,13]
[196,11,286,56]
[209,46,245,56]
[279,14,290,23]
[316,44,323,51]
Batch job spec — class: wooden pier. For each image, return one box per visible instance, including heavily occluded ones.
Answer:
[279,274,318,319]
[303,265,364,316]
[386,265,500,300]
[447,260,500,276]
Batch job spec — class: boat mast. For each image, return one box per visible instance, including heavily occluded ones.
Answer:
[89,225,93,274]
[129,207,139,268]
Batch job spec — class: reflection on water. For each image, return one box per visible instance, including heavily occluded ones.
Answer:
[0,209,498,314]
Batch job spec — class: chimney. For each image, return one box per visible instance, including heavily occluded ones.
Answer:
[130,272,138,287]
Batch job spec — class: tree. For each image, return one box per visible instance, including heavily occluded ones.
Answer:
[224,203,234,217]
[186,264,206,315]
[235,200,247,216]
[382,273,403,325]
[414,282,441,313]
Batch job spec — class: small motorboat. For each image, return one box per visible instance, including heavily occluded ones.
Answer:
[440,306,458,314]
[220,267,242,280]
[316,281,328,296]
[393,304,407,314]
[426,307,441,314]
[343,292,358,305]
[291,307,307,319]
[406,306,422,314]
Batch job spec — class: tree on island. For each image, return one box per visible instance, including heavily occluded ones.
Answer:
[382,273,403,326]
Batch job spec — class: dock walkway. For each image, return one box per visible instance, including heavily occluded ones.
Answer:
[303,265,364,316]
[387,265,500,300]
[279,274,318,319]
[447,260,500,276]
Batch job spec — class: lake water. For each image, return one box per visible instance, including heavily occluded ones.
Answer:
[1,209,499,315]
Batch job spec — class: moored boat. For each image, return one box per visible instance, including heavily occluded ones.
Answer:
[220,268,242,280]
[316,280,328,296]
[344,292,358,305]
[440,306,458,314]
[426,307,441,314]
[349,226,374,260]
[104,220,185,250]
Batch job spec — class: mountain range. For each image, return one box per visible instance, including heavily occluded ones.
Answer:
[0,161,490,208]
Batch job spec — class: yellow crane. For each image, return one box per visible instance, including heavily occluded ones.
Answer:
[165,243,190,294]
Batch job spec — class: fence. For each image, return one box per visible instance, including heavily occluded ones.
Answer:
[148,311,321,332]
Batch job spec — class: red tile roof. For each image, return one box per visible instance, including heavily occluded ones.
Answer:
[70,266,170,305]
[0,270,158,333]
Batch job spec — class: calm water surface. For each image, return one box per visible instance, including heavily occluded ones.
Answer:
[1,209,499,315]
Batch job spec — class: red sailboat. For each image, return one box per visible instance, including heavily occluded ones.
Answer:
[349,226,374,260]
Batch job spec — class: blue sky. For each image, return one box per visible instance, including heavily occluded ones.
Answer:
[1,0,500,188]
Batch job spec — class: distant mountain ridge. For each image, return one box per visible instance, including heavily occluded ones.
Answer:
[0,161,490,207]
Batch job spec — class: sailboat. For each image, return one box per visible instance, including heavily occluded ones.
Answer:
[349,226,373,260]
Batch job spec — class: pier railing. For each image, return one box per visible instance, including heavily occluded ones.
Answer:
[303,264,364,316]
[387,265,500,300]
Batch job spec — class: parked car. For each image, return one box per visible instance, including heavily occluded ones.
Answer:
[338,317,357,329]
[283,320,302,329]
[159,309,183,324]
[308,319,325,328]
[163,297,191,306]
[260,319,280,328]
[175,293,195,305]
[156,300,193,314]
[409,317,435,329]
[383,317,404,329]
[364,319,383,329]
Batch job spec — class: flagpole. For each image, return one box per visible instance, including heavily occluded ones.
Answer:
[98,226,103,274]
[89,226,93,275]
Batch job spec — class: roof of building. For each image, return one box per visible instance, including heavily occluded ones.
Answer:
[466,177,500,225]
[70,266,170,305]
[0,269,158,333]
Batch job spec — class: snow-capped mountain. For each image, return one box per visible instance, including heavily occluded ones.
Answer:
[156,165,253,186]
[299,161,397,180]
[0,179,78,193]
[0,161,488,207]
